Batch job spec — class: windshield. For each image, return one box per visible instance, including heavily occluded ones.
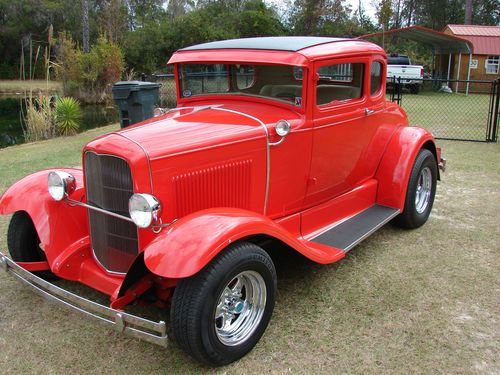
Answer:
[178,63,304,107]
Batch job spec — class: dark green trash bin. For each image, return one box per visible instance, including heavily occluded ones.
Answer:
[112,81,160,128]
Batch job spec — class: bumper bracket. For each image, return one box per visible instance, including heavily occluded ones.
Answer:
[0,252,168,347]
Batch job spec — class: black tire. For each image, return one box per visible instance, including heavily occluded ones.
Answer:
[393,149,437,229]
[7,211,57,280]
[170,242,277,366]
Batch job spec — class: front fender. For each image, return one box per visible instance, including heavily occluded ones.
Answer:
[375,126,437,210]
[143,208,345,279]
[0,169,89,264]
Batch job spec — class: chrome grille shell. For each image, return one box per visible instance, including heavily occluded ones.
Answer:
[84,152,138,274]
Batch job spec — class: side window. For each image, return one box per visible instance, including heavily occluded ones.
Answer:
[370,61,383,95]
[485,55,499,74]
[316,63,364,106]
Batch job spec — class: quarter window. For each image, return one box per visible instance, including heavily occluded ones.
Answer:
[316,63,364,106]
[370,62,383,95]
[485,55,499,74]
[234,65,255,89]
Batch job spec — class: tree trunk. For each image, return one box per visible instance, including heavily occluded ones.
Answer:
[395,0,401,28]
[82,0,90,53]
[465,0,472,24]
[406,0,413,26]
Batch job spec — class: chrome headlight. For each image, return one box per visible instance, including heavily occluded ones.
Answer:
[47,171,76,201]
[275,120,291,137]
[128,193,161,228]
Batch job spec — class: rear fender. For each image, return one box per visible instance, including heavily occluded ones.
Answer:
[0,169,89,264]
[375,126,437,210]
[143,208,345,279]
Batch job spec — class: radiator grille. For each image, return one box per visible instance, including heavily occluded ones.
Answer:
[84,152,138,273]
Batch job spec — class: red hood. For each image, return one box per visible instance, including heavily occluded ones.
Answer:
[114,104,267,161]
[105,102,304,161]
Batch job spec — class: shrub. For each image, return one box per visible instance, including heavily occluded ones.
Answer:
[55,97,82,135]
[22,95,56,142]
[56,34,125,104]
[56,32,82,95]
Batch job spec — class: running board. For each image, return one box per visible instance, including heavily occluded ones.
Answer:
[311,205,400,252]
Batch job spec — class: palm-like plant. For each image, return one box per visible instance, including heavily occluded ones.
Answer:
[55,97,82,135]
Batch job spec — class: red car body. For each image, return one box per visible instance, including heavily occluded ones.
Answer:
[0,37,444,364]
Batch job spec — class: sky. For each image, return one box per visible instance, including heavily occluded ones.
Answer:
[345,0,378,21]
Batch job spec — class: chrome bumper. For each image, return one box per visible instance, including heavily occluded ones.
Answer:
[0,252,168,347]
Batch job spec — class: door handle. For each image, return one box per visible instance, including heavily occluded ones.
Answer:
[365,108,375,116]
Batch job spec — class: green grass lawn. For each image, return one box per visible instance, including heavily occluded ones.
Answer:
[0,127,499,374]
[0,80,63,95]
[398,91,491,141]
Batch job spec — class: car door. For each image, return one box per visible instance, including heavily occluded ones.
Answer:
[303,56,385,207]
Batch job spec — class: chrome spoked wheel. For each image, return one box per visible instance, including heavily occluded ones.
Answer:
[415,166,432,214]
[171,242,276,366]
[215,270,267,346]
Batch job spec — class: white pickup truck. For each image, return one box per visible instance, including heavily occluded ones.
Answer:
[387,54,424,94]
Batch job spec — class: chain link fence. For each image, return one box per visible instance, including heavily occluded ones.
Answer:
[388,77,499,142]
[147,73,177,108]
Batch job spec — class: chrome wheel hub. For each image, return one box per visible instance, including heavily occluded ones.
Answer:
[214,270,267,346]
[415,167,432,214]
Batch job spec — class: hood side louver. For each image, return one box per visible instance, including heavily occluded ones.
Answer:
[173,159,252,217]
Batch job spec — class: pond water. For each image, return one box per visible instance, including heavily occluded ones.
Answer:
[0,96,118,148]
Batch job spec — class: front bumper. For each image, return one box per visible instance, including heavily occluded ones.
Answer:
[0,252,168,347]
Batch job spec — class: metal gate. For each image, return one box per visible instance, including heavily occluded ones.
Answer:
[389,77,500,142]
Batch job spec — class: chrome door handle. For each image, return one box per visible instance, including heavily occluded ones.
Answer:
[365,108,375,116]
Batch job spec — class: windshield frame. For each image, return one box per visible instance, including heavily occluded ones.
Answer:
[174,62,307,111]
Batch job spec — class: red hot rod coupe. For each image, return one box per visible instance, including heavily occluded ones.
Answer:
[0,37,445,366]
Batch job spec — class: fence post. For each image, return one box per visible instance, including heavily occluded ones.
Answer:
[491,79,500,142]
[397,76,402,106]
[390,76,395,103]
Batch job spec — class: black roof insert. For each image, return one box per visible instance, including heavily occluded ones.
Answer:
[180,36,349,52]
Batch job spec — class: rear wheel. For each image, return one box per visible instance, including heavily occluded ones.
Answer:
[170,242,277,366]
[393,149,437,229]
[7,211,56,279]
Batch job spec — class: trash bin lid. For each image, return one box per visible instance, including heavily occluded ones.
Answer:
[113,81,160,90]
[112,81,161,100]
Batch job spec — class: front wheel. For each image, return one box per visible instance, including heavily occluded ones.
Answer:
[393,149,437,229]
[7,211,57,279]
[170,242,277,366]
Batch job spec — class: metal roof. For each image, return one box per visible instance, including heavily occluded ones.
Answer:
[359,25,472,54]
[179,37,348,52]
[444,25,500,55]
[445,24,500,37]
